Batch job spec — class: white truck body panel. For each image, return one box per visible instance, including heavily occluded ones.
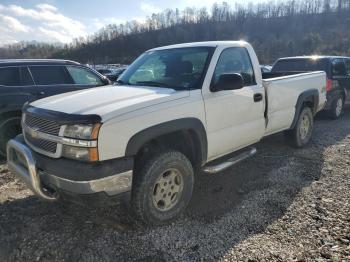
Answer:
[200,42,266,160]
[98,90,205,161]
[28,41,327,162]
[263,71,327,136]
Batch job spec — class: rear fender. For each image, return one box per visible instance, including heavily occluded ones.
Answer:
[290,89,319,129]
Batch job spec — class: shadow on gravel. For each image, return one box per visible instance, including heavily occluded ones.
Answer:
[0,108,349,261]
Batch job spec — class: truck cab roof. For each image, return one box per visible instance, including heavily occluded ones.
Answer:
[150,41,249,51]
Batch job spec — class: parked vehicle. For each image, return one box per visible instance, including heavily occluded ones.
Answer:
[7,41,326,225]
[97,67,127,82]
[260,65,272,73]
[271,56,350,119]
[0,59,110,156]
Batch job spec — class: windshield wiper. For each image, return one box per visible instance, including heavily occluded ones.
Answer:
[135,81,179,89]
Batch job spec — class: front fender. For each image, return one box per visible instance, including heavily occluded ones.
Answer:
[125,118,208,163]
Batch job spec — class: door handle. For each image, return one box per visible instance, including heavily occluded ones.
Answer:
[36,91,45,96]
[253,93,263,102]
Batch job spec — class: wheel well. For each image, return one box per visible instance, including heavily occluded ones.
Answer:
[302,96,316,114]
[0,111,22,121]
[341,90,346,101]
[134,130,203,171]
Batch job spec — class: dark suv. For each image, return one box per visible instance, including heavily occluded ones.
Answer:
[271,56,350,119]
[0,59,110,156]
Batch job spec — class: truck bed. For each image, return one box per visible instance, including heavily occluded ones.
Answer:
[262,71,327,136]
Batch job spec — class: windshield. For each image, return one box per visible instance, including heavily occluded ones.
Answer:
[272,58,328,73]
[118,47,214,90]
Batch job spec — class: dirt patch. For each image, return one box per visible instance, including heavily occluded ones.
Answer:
[0,109,349,261]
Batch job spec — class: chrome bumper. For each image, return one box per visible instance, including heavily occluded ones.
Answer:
[7,135,133,202]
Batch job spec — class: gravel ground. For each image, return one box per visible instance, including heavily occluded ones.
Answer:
[0,109,349,262]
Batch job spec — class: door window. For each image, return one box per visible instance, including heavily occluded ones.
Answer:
[66,66,104,85]
[213,47,256,87]
[332,59,347,77]
[20,67,34,85]
[0,67,20,86]
[344,59,350,76]
[29,66,74,85]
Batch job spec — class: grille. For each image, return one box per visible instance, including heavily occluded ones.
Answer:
[25,114,61,136]
[25,133,57,154]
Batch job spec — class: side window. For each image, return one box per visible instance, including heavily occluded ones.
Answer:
[20,67,34,86]
[213,47,256,87]
[332,59,346,77]
[66,66,104,85]
[29,66,74,85]
[0,67,20,86]
[344,59,350,76]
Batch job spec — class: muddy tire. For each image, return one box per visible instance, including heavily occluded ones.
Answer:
[285,107,314,148]
[0,116,22,157]
[328,95,344,120]
[131,150,194,226]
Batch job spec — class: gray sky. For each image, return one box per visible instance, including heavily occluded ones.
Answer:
[0,0,271,46]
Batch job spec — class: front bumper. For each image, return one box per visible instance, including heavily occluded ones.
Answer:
[7,135,133,204]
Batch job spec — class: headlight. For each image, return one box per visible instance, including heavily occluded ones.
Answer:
[62,123,101,162]
[62,145,99,162]
[63,124,101,140]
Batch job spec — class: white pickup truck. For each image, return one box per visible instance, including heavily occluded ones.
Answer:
[7,41,327,225]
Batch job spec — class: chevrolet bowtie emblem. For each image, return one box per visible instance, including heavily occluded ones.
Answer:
[29,127,40,138]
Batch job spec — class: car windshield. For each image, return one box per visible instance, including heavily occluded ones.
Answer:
[272,58,328,72]
[118,47,214,90]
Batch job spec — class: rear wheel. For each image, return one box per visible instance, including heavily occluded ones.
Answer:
[285,107,313,148]
[131,150,194,226]
[0,116,21,157]
[328,96,344,119]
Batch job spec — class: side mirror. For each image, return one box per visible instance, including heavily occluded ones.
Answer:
[212,73,244,92]
[102,76,111,85]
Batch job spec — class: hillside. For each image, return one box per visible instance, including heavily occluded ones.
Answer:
[1,1,350,64]
[52,0,350,64]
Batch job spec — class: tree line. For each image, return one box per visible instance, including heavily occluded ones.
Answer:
[1,0,350,64]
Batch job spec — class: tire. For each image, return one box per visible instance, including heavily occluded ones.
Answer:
[0,116,22,157]
[131,150,194,226]
[328,95,344,120]
[285,107,314,148]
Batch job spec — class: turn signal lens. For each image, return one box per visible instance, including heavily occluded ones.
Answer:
[91,123,101,140]
[62,145,99,162]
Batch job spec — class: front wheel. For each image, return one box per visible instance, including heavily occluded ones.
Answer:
[285,107,314,148]
[0,116,22,157]
[131,151,194,226]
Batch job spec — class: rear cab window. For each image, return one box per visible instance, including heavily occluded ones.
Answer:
[29,66,74,85]
[343,59,350,76]
[331,59,347,77]
[272,58,328,75]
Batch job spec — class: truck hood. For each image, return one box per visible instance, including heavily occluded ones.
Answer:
[30,85,189,121]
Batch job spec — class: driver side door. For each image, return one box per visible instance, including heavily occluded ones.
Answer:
[203,47,265,161]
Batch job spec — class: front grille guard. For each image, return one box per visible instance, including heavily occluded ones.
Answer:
[7,135,58,201]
